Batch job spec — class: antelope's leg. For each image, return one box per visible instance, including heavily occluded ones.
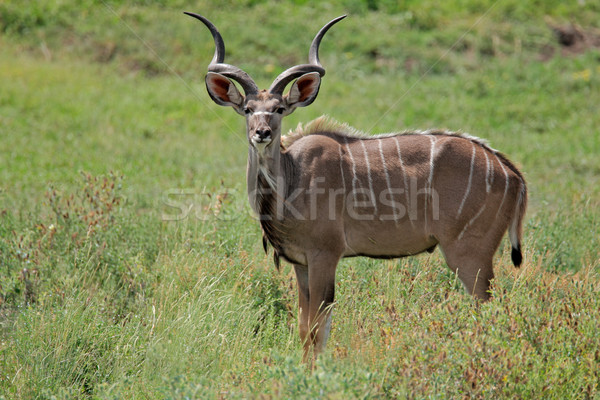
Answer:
[306,250,340,360]
[293,264,310,358]
[440,243,495,301]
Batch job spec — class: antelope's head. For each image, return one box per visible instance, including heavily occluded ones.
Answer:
[185,12,345,151]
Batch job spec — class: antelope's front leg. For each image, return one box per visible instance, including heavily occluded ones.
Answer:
[293,264,310,360]
[306,250,341,361]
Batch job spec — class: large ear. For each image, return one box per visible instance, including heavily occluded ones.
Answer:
[283,72,321,113]
[205,72,245,114]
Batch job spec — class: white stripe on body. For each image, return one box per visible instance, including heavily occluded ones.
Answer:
[457,142,477,216]
[483,150,491,193]
[494,154,510,219]
[393,136,414,227]
[424,135,437,228]
[458,204,487,240]
[338,145,347,192]
[338,144,347,207]
[378,138,397,222]
[360,140,377,212]
[344,137,359,204]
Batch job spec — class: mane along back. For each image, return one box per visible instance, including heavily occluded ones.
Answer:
[282,116,363,147]
[283,115,479,144]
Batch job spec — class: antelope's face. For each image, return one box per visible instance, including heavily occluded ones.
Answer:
[205,72,322,151]
[243,92,285,149]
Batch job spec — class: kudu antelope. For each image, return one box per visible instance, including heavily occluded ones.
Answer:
[185,13,527,360]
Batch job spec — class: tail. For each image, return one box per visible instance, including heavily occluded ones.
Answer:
[509,180,527,267]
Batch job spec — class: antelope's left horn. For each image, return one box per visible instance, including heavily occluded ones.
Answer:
[269,15,346,95]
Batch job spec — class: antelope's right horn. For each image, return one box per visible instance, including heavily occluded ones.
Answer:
[185,12,259,95]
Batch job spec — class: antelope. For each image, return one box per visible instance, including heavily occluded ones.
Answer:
[185,12,527,361]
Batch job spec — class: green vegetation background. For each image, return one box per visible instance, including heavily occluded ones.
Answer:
[1,0,599,398]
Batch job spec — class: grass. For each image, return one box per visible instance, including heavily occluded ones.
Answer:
[1,0,599,398]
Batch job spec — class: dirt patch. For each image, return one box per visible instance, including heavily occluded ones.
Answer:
[541,20,600,61]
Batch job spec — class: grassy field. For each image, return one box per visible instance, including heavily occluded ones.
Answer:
[1,0,599,398]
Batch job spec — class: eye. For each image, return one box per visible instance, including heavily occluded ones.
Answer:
[276,107,285,114]
[244,108,252,115]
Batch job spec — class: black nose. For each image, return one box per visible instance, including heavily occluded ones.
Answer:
[256,128,271,139]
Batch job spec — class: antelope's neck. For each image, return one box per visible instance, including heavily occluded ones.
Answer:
[246,141,286,214]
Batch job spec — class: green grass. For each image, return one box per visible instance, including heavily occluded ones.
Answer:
[1,0,599,398]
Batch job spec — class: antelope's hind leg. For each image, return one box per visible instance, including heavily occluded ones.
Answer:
[439,242,495,301]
